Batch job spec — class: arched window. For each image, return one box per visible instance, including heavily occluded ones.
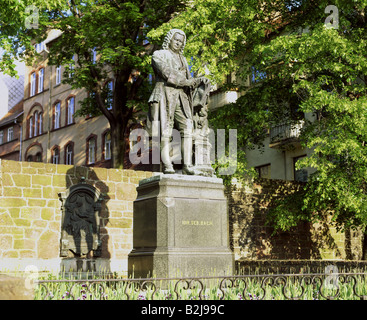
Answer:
[66,96,75,125]
[52,146,60,164]
[53,101,61,130]
[24,142,43,163]
[86,134,97,165]
[30,72,36,97]
[29,116,33,138]
[103,131,112,160]
[39,112,43,135]
[56,65,62,85]
[34,111,38,137]
[35,152,42,162]
[29,67,45,97]
[27,104,44,139]
[38,68,44,93]
[65,142,74,165]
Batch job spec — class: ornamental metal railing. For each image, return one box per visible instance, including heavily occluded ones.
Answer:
[269,120,305,146]
[34,271,367,300]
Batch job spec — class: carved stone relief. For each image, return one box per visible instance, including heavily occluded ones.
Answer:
[59,178,103,257]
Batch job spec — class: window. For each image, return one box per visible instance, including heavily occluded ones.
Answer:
[92,48,97,64]
[104,131,111,160]
[27,155,33,162]
[88,137,96,164]
[30,72,36,96]
[35,41,46,53]
[56,65,61,85]
[52,146,60,164]
[34,112,38,137]
[35,152,42,162]
[65,143,74,165]
[27,104,44,138]
[7,127,13,141]
[251,66,266,83]
[67,97,75,125]
[105,80,113,110]
[54,102,61,129]
[0,131,3,144]
[29,116,33,138]
[38,68,44,93]
[69,55,75,78]
[39,113,43,135]
[255,164,271,179]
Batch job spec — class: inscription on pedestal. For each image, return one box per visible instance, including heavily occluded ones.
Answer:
[182,220,213,226]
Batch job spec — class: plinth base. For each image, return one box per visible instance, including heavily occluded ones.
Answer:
[128,174,234,279]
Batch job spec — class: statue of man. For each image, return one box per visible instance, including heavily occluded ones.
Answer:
[147,29,203,174]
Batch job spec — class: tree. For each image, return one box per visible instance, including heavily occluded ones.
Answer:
[0,0,188,168]
[155,0,367,257]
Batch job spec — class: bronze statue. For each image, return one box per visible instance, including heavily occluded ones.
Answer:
[147,29,213,175]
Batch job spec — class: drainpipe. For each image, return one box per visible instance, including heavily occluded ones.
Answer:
[47,65,52,160]
[19,122,22,161]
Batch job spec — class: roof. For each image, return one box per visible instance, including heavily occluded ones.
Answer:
[0,73,25,110]
[0,100,24,128]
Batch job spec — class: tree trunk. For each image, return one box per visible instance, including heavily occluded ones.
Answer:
[110,120,128,169]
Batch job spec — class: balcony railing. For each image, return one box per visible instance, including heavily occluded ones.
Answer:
[269,120,305,148]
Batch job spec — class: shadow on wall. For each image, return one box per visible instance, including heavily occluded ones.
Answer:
[227,179,346,260]
[59,167,110,277]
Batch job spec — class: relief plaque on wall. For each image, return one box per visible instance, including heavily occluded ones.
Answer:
[59,178,103,257]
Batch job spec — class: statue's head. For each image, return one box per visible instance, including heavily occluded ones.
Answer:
[162,29,186,54]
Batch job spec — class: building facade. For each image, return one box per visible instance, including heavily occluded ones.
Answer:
[22,31,112,168]
[0,101,23,161]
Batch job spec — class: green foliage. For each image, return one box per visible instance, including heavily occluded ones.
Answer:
[159,0,367,234]
[0,0,189,168]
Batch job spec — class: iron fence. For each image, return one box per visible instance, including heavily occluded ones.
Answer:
[34,271,367,300]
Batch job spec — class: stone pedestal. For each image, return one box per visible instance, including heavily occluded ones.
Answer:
[128,174,234,279]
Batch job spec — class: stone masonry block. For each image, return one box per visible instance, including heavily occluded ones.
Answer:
[20,207,41,220]
[23,188,42,198]
[108,169,123,182]
[89,167,108,181]
[41,208,54,221]
[2,174,14,187]
[52,175,67,187]
[28,199,47,207]
[12,174,31,188]
[0,212,14,226]
[2,160,21,173]
[0,235,13,250]
[32,175,52,187]
[3,187,22,197]
[38,230,59,259]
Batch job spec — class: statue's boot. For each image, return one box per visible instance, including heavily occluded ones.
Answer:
[181,135,196,175]
[161,137,175,174]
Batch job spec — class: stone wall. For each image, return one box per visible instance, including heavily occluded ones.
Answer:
[0,159,152,274]
[227,179,363,262]
[0,159,364,276]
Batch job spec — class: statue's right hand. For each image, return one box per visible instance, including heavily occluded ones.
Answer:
[184,78,197,88]
[185,78,201,89]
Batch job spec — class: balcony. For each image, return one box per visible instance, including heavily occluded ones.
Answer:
[207,90,240,110]
[269,120,305,149]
